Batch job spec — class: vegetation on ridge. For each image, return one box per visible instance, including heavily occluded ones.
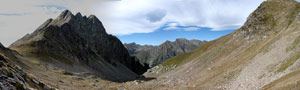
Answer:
[276,52,300,73]
[286,35,300,52]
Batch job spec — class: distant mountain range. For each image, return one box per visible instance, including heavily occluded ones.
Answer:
[124,38,207,67]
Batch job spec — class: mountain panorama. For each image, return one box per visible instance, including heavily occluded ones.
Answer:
[1,0,300,89]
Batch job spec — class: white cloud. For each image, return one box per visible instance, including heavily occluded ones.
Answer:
[0,0,265,46]
[164,26,179,31]
[164,22,180,30]
[163,22,200,31]
[183,27,199,31]
[146,9,167,22]
[90,0,265,34]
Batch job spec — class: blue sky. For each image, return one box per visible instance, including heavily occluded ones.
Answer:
[0,0,267,46]
[117,23,235,45]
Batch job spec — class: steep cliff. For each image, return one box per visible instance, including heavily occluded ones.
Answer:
[9,10,148,81]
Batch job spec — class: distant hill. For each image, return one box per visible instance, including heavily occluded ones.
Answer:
[124,38,206,67]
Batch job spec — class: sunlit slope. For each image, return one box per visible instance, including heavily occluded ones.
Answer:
[160,0,300,89]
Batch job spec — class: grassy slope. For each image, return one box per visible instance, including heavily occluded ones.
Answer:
[262,70,300,90]
[162,34,232,67]
[159,0,300,89]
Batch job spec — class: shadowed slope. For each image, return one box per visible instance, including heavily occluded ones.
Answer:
[9,10,149,82]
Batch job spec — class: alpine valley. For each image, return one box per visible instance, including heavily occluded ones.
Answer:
[1,0,300,90]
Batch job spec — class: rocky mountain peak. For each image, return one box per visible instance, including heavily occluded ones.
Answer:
[75,12,82,17]
[88,15,97,19]
[161,40,172,45]
[88,15,102,25]
[124,42,140,48]
[127,42,138,45]
[33,10,105,34]
[175,38,188,41]
[10,10,107,47]
[175,38,189,43]
[236,0,300,41]
[35,18,53,31]
[10,10,149,81]
[57,10,74,20]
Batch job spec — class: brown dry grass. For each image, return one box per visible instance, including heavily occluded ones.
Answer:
[262,70,300,90]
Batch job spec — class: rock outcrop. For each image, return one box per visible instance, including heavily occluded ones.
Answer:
[124,38,206,67]
[0,43,3,48]
[9,10,149,81]
[0,54,53,90]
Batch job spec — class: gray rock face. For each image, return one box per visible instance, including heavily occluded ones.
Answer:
[0,43,4,49]
[124,38,206,67]
[10,10,149,81]
[125,42,155,55]
[0,55,53,90]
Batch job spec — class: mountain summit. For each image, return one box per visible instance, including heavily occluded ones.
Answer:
[10,10,149,81]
